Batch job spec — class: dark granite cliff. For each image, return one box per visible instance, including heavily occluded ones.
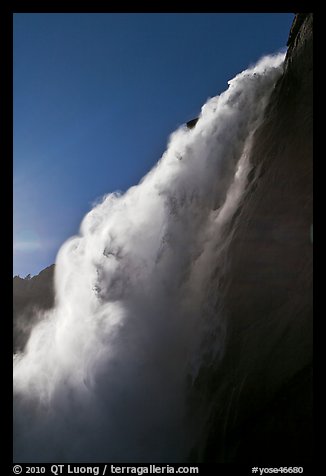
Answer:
[13,265,55,352]
[188,13,313,462]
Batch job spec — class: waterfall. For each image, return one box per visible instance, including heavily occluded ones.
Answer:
[13,53,284,463]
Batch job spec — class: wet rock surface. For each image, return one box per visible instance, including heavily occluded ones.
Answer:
[188,13,313,462]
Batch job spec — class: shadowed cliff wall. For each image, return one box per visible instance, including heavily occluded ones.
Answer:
[189,13,313,463]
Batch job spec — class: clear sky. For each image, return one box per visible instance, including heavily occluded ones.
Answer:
[13,13,294,277]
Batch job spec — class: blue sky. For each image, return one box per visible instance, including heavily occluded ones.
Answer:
[13,13,294,277]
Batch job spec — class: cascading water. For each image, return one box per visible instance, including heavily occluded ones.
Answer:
[13,53,285,463]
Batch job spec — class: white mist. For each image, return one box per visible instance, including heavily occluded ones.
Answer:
[14,53,284,463]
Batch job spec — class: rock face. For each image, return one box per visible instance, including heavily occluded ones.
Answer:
[186,118,199,129]
[188,13,313,462]
[13,265,55,352]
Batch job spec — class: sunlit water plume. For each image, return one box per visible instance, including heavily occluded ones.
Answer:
[14,53,284,463]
